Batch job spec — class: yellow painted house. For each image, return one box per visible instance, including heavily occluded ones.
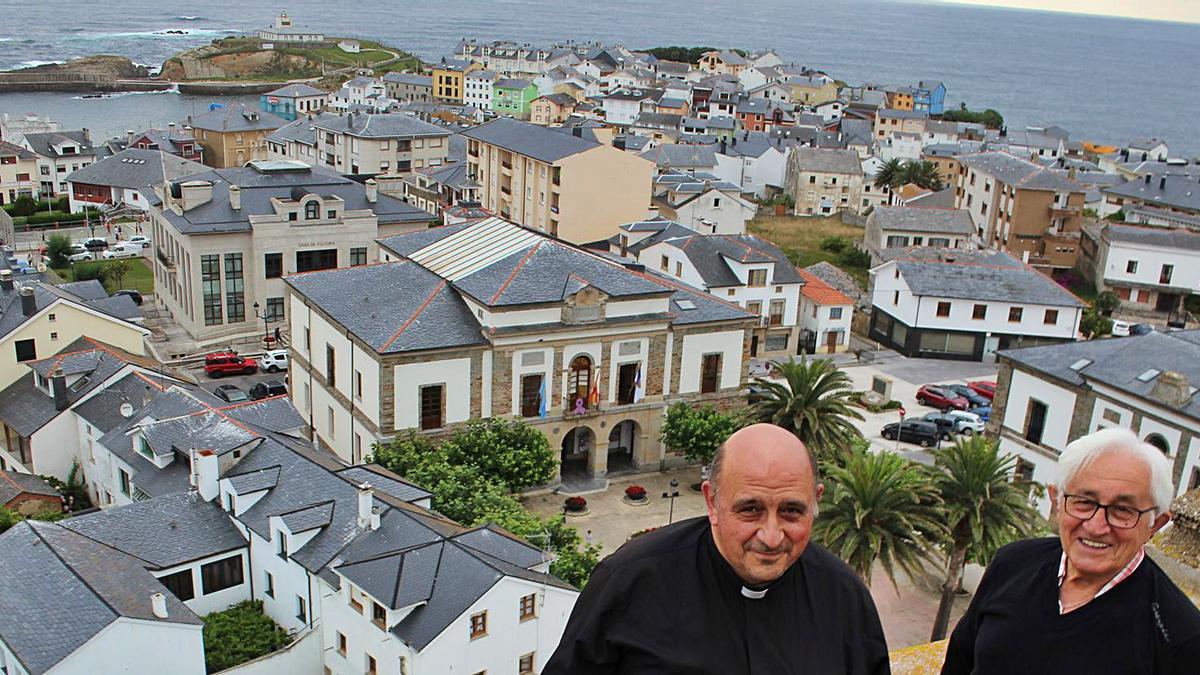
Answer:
[431,58,480,104]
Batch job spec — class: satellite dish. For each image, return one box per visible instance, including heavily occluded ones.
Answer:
[119,402,134,418]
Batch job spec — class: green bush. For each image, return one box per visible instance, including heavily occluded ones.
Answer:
[819,236,850,253]
[70,262,105,282]
[660,401,744,467]
[7,195,38,217]
[837,247,871,269]
[45,233,73,269]
[202,600,290,672]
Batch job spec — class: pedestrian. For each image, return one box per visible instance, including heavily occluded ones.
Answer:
[942,427,1200,674]
[545,423,889,674]
[585,529,594,545]
[274,326,281,345]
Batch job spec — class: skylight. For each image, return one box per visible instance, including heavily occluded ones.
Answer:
[1069,358,1092,371]
[1137,369,1161,382]
[676,299,696,310]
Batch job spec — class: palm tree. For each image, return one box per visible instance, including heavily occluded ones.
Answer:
[815,447,946,589]
[750,358,865,460]
[873,158,905,192]
[903,160,944,191]
[928,436,1040,641]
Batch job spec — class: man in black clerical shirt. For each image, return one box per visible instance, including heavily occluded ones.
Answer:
[544,423,891,674]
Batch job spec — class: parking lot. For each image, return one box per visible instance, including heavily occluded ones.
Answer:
[184,352,290,403]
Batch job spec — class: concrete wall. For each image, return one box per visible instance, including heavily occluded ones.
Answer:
[54,618,205,675]
[216,626,322,675]
[678,330,744,393]
[556,145,654,244]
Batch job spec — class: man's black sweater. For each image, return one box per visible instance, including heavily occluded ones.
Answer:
[942,538,1200,674]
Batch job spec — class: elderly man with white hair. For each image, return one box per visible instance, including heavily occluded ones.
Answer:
[942,427,1200,674]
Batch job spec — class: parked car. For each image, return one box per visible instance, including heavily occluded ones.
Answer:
[250,380,288,400]
[127,235,151,248]
[920,412,958,441]
[1130,323,1155,336]
[944,410,986,435]
[881,420,941,447]
[1111,319,1131,337]
[941,383,990,408]
[76,237,108,251]
[967,381,996,400]
[113,289,143,305]
[258,349,289,373]
[203,352,257,378]
[213,384,250,404]
[68,249,93,263]
[102,244,141,259]
[969,405,992,422]
[916,384,969,411]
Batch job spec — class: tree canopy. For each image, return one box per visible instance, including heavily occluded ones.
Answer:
[749,358,865,460]
[641,46,743,63]
[659,401,744,467]
[942,104,1004,129]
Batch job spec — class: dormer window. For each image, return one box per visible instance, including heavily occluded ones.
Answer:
[277,533,289,559]
[305,201,320,220]
[138,436,154,461]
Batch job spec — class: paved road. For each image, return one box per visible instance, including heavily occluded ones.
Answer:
[183,362,289,402]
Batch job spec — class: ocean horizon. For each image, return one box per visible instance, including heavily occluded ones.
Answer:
[0,0,1196,155]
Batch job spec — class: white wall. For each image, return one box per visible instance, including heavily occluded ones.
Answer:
[1101,239,1200,295]
[52,618,205,675]
[800,298,852,348]
[1001,369,1077,453]
[218,627,322,675]
[679,330,744,393]
[393,358,473,430]
[154,549,252,617]
[674,190,754,235]
[1179,437,1200,497]
[247,529,314,634]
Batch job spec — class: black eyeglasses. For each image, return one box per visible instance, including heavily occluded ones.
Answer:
[1061,494,1156,530]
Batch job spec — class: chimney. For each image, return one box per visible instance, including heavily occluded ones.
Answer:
[357,483,379,530]
[126,129,134,145]
[572,125,582,138]
[81,127,90,141]
[228,184,241,210]
[0,270,12,292]
[614,136,626,151]
[178,180,214,211]
[1159,176,1167,190]
[1151,371,1191,407]
[50,367,69,411]
[143,386,153,407]
[365,178,378,203]
[168,122,175,130]
[19,286,35,317]
[719,138,727,154]
[151,592,169,619]
[1022,250,1030,263]
[191,448,219,501]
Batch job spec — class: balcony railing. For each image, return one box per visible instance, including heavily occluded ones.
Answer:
[155,246,175,269]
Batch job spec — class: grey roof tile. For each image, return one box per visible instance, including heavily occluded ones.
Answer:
[461,118,598,163]
[280,501,336,533]
[958,151,1082,192]
[62,492,245,569]
[1103,174,1200,213]
[1102,223,1200,251]
[22,130,95,158]
[187,103,286,133]
[266,83,325,98]
[65,148,205,189]
[226,465,281,494]
[791,147,862,175]
[0,471,59,506]
[310,112,449,139]
[660,233,803,288]
[869,206,974,235]
[889,248,1085,307]
[336,466,431,504]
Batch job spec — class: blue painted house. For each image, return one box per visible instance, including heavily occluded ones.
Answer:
[260,83,328,121]
[914,80,946,116]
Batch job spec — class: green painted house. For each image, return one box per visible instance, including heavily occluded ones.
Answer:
[493,78,538,120]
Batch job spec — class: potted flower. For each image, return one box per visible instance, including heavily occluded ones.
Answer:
[564,496,588,514]
[623,485,648,504]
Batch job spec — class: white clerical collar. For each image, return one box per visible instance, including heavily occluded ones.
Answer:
[741,586,768,599]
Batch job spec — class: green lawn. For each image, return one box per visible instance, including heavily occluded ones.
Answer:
[53,257,154,295]
[748,214,871,288]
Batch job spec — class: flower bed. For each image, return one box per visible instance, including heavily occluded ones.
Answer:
[623,484,648,505]
[564,496,588,514]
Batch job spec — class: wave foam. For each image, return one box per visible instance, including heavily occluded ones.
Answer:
[14,60,64,69]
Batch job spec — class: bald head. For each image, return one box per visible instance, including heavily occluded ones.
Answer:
[710,423,819,497]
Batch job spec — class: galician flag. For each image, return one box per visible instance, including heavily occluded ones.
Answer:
[633,365,645,403]
[538,375,548,419]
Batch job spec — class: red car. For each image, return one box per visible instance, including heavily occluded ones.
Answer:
[916,384,969,411]
[967,380,996,400]
[204,352,257,378]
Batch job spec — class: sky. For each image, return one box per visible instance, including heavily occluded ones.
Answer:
[941,0,1200,23]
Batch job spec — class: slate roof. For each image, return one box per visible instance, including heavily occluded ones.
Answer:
[1101,223,1200,251]
[655,233,803,288]
[615,217,703,254]
[266,83,325,98]
[152,162,432,235]
[22,130,94,158]
[65,148,206,189]
[419,161,478,191]
[383,72,433,87]
[337,466,432,504]
[0,139,36,159]
[870,206,974,235]
[999,330,1200,422]
[280,501,336,533]
[791,147,863,175]
[0,520,199,674]
[0,470,59,506]
[266,118,318,146]
[805,261,865,302]
[0,338,157,438]
[62,492,245,569]
[654,170,741,196]
[958,151,1079,192]
[1103,174,1200,213]
[461,117,598,163]
[227,465,281,494]
[187,103,286,133]
[877,109,929,120]
[309,112,449,139]
[887,248,1085,307]
[638,143,718,169]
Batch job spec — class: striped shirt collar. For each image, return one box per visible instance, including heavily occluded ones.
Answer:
[1057,546,1145,614]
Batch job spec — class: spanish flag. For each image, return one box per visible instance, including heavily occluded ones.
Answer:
[588,371,599,406]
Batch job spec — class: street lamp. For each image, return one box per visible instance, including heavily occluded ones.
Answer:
[252,302,272,348]
[662,478,680,524]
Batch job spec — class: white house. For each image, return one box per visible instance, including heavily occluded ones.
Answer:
[652,170,756,235]
[992,329,1200,514]
[863,206,976,263]
[868,248,1085,361]
[1079,222,1200,316]
[797,268,854,353]
[714,132,790,199]
[878,132,923,163]
[464,69,498,111]
[328,77,395,113]
[601,88,663,126]
[21,130,97,198]
[65,147,206,213]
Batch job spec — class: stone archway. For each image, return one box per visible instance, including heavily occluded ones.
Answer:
[561,426,595,478]
[607,419,640,474]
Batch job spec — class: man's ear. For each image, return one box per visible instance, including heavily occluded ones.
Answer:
[1150,511,1172,535]
[701,480,719,525]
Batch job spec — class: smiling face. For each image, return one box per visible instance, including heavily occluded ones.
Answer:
[1052,449,1170,584]
[703,424,823,587]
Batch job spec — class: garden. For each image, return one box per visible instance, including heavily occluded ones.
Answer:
[201,600,291,672]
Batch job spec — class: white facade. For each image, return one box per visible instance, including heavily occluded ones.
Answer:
[46,619,205,675]
[878,134,923,162]
[668,188,756,235]
[464,72,496,111]
[715,146,788,199]
[678,330,745,393]
[1095,236,1200,298]
[799,296,852,352]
